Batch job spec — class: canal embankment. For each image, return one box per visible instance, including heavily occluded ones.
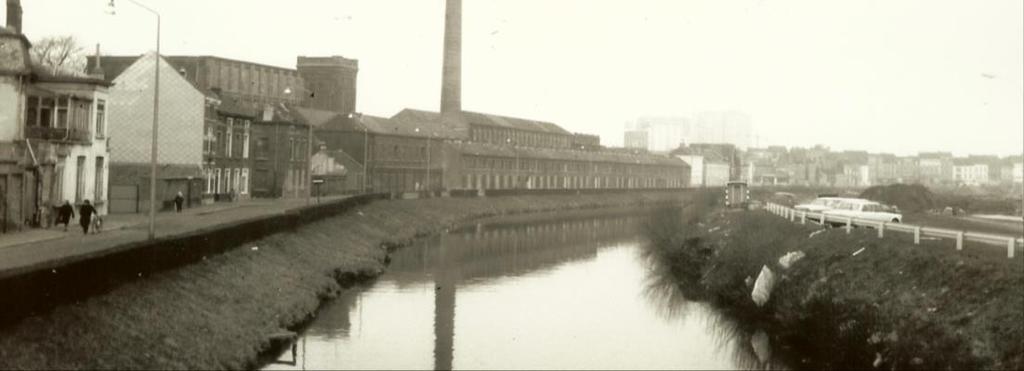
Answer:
[643,195,1024,369]
[0,191,691,370]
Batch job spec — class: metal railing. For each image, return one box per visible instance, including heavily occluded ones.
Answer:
[764,202,1023,259]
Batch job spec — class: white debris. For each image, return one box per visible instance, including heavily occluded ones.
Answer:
[357,211,365,216]
[251,246,259,251]
[808,230,825,238]
[778,251,806,269]
[708,226,721,233]
[751,265,776,307]
[852,247,866,256]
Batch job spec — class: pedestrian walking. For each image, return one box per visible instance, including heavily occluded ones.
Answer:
[174,191,185,212]
[56,201,74,231]
[79,200,97,235]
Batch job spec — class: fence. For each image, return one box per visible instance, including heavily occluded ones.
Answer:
[764,202,1023,259]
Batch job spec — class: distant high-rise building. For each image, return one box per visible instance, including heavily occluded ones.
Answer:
[690,111,752,150]
[625,111,752,153]
[624,130,649,150]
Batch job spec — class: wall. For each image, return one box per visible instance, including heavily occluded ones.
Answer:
[0,76,22,141]
[705,162,730,187]
[107,53,204,167]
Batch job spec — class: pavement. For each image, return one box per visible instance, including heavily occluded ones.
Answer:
[0,195,351,279]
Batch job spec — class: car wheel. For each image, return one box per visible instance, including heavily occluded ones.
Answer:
[891,218,900,223]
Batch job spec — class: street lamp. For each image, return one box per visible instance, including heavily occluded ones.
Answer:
[507,138,519,188]
[284,87,314,204]
[415,128,437,193]
[108,0,160,240]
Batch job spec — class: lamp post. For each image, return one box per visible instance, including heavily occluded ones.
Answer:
[108,0,160,240]
[284,87,314,204]
[507,138,519,188]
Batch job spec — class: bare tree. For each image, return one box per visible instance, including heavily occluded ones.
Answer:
[30,35,86,76]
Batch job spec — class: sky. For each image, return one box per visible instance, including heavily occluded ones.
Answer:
[11,0,1024,157]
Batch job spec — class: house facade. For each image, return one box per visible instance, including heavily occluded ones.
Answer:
[0,20,111,231]
[202,94,256,201]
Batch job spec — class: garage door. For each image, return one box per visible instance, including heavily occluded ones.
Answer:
[109,185,138,214]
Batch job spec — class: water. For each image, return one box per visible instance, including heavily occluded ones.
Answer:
[264,211,772,370]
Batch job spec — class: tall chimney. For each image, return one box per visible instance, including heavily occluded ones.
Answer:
[440,0,461,116]
[6,0,22,33]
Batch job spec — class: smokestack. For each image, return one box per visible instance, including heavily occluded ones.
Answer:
[6,0,22,33]
[440,0,461,116]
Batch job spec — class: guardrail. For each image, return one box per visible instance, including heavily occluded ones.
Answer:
[764,202,1023,259]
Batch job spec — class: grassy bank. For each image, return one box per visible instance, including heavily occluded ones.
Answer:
[0,192,689,370]
[644,199,1024,369]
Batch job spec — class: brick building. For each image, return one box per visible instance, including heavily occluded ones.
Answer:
[202,93,256,201]
[299,107,689,195]
[248,107,311,198]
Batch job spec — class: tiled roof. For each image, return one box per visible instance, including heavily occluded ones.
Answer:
[461,111,570,135]
[455,141,687,167]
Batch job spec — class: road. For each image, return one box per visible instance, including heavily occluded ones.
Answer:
[0,196,350,279]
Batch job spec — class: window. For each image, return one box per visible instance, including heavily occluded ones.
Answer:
[232,132,243,158]
[225,118,234,158]
[75,156,86,202]
[240,168,250,195]
[255,137,269,159]
[94,157,105,201]
[289,138,296,160]
[205,168,214,193]
[56,96,70,128]
[242,121,250,158]
[39,97,54,127]
[26,97,38,126]
[215,129,225,157]
[95,100,106,139]
[233,168,241,193]
[223,168,232,193]
[213,168,222,193]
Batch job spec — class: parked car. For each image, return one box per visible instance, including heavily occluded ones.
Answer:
[794,197,845,213]
[823,199,903,223]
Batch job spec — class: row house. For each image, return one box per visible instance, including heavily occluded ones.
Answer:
[0,16,109,232]
[951,159,989,186]
[202,93,256,201]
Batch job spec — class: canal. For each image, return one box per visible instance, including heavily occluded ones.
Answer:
[263,209,775,370]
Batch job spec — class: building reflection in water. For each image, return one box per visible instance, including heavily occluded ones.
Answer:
[264,211,774,370]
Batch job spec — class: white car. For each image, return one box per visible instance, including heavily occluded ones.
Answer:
[794,197,845,213]
[823,199,903,223]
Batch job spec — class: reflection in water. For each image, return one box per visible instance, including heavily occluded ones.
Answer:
[264,212,776,370]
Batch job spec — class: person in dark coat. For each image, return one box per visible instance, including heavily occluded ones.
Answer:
[174,191,184,212]
[56,201,74,231]
[79,200,97,235]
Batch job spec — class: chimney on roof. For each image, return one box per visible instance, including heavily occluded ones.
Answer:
[6,0,22,33]
[89,44,105,78]
[439,0,461,117]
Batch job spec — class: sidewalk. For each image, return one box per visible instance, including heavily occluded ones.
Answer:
[0,195,351,279]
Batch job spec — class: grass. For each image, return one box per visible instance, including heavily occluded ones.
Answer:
[643,204,1024,369]
[0,192,691,370]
